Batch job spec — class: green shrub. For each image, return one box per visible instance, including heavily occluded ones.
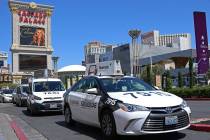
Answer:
[168,86,210,98]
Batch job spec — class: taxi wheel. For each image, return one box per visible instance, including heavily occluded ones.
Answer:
[2,98,4,103]
[64,106,74,125]
[100,110,116,138]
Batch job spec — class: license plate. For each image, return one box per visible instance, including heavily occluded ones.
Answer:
[165,116,178,125]
[50,104,57,108]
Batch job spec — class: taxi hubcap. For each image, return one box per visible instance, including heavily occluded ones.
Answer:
[102,114,112,136]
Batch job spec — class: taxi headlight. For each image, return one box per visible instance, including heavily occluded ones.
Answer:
[118,103,149,112]
[181,100,188,109]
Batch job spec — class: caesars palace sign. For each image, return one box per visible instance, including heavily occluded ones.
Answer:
[18,10,47,25]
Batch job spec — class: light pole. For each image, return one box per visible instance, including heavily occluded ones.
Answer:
[52,56,59,72]
[128,29,141,77]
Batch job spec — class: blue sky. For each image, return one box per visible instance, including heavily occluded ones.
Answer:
[0,0,210,68]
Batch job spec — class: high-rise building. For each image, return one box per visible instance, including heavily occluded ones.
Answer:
[84,41,114,64]
[159,33,191,49]
[141,30,191,50]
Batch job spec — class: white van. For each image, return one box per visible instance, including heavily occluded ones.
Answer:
[27,78,66,115]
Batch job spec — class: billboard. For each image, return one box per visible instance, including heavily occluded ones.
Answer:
[193,12,209,74]
[20,26,45,46]
[19,54,47,71]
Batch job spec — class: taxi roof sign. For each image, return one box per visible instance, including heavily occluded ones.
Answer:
[86,60,123,76]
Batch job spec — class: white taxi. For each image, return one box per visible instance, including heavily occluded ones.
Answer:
[63,75,191,138]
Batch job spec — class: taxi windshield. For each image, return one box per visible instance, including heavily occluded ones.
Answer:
[34,81,65,92]
[101,77,156,92]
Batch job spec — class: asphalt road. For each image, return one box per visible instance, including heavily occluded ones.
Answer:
[0,101,210,140]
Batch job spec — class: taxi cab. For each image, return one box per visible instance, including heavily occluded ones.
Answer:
[63,60,191,138]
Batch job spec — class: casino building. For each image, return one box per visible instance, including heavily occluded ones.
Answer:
[9,0,54,84]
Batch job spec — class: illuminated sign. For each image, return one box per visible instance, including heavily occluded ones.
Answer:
[20,26,45,46]
[18,10,46,25]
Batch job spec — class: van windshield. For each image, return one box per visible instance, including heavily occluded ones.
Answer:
[34,81,65,92]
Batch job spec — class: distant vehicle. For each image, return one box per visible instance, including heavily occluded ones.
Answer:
[15,84,29,107]
[0,89,13,103]
[27,78,66,115]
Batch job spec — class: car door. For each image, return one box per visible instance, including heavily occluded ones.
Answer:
[79,78,101,126]
[68,78,88,122]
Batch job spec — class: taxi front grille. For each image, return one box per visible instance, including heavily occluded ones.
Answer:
[142,110,189,132]
[148,105,182,114]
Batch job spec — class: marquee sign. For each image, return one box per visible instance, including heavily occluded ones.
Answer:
[18,10,47,25]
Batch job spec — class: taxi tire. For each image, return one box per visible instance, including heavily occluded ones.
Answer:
[64,106,74,125]
[100,110,117,139]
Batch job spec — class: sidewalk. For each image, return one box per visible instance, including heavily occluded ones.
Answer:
[0,113,18,140]
[190,117,210,132]
[0,113,47,140]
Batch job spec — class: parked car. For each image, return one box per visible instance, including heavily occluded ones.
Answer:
[0,89,13,103]
[16,84,29,107]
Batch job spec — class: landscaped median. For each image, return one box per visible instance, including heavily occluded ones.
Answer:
[168,86,210,99]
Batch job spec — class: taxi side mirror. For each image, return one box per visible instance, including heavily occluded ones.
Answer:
[86,88,98,95]
[154,86,161,90]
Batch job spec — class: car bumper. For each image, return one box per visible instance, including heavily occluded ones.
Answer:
[113,107,191,135]
[4,97,12,103]
[31,101,63,112]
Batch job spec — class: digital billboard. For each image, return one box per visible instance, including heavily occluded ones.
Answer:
[19,54,47,71]
[20,26,45,46]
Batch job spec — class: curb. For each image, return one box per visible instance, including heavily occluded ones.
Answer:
[189,117,210,132]
[184,98,210,101]
[190,124,210,132]
[10,120,28,140]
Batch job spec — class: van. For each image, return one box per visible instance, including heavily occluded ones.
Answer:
[27,78,66,115]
